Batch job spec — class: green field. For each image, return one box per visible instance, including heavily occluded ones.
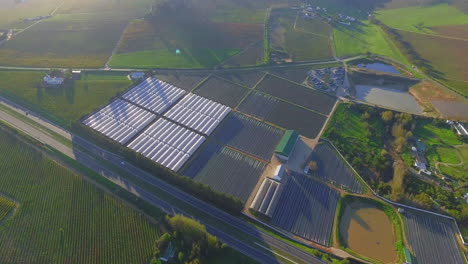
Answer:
[323,103,389,183]
[269,9,333,61]
[376,4,468,34]
[396,30,468,95]
[0,0,154,67]
[0,13,130,68]
[413,120,463,146]
[439,145,468,181]
[332,21,408,64]
[110,4,263,69]
[0,195,16,222]
[0,70,131,127]
[0,126,162,263]
[110,48,240,69]
[208,3,267,24]
[426,146,461,167]
[0,0,61,28]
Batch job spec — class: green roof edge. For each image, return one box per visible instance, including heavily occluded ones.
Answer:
[275,130,299,157]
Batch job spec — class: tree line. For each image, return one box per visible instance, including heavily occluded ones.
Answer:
[72,122,244,215]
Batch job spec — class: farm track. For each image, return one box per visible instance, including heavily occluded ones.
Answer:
[389,27,468,42]
[434,144,466,171]
[0,95,328,264]
[0,56,365,73]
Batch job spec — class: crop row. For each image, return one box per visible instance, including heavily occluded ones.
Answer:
[215,71,265,88]
[212,112,284,161]
[310,142,363,193]
[256,74,336,115]
[193,76,249,108]
[238,91,327,138]
[272,172,339,246]
[0,196,15,221]
[182,142,266,203]
[153,72,208,92]
[0,127,160,263]
[404,209,465,264]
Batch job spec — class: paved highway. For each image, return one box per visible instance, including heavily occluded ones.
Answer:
[0,97,328,264]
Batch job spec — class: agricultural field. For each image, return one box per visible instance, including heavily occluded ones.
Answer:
[0,195,16,222]
[0,12,132,67]
[408,80,468,119]
[153,72,208,92]
[215,71,265,88]
[338,196,398,263]
[322,103,389,184]
[268,63,342,83]
[212,112,284,161]
[222,41,265,67]
[0,126,161,263]
[206,0,268,24]
[110,6,263,69]
[256,74,336,114]
[0,70,132,128]
[310,142,363,193]
[403,208,465,264]
[375,4,468,34]
[193,76,250,108]
[413,119,462,146]
[271,172,340,246]
[269,8,333,62]
[439,145,468,182]
[0,0,61,28]
[396,30,468,96]
[182,143,266,203]
[426,146,461,168]
[332,21,408,64]
[238,91,328,138]
[433,24,468,39]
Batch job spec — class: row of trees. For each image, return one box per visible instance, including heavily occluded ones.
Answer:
[72,122,244,215]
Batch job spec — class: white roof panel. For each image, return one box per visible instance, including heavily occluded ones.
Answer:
[122,77,186,114]
[83,99,157,144]
[163,94,230,135]
[126,118,206,172]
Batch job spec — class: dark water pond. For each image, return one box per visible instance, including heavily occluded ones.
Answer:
[357,63,400,75]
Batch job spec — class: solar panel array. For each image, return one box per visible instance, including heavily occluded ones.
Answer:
[122,77,186,114]
[83,99,156,144]
[127,118,206,172]
[164,94,231,135]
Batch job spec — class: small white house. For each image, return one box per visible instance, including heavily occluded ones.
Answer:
[43,75,64,86]
[129,72,145,80]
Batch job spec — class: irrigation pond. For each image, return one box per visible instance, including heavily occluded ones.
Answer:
[339,198,397,263]
[355,85,423,114]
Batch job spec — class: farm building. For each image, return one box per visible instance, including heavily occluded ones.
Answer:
[129,72,145,80]
[43,75,64,86]
[271,165,285,182]
[250,178,284,217]
[275,130,299,162]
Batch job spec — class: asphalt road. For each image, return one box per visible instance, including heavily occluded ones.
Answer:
[0,99,328,264]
